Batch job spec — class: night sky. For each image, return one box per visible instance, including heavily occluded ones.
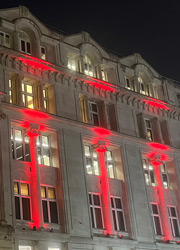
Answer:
[0,1,180,81]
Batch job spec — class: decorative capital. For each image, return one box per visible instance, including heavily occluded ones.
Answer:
[93,141,107,153]
[26,124,40,137]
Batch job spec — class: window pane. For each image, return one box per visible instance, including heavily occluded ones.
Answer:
[112,210,117,230]
[43,155,50,166]
[90,207,95,228]
[42,136,49,147]
[16,141,23,161]
[50,201,58,223]
[42,200,49,223]
[21,183,29,196]
[117,211,125,231]
[14,182,19,195]
[93,195,100,206]
[26,85,33,94]
[93,114,99,126]
[95,208,103,229]
[41,186,46,198]
[173,219,180,237]
[170,207,176,217]
[115,198,122,209]
[106,151,112,161]
[15,197,20,219]
[84,146,90,156]
[27,96,34,109]
[21,40,25,52]
[111,197,114,208]
[15,130,22,141]
[108,163,114,178]
[152,204,158,214]
[22,198,31,220]
[25,143,31,162]
[27,42,31,54]
[48,187,56,199]
[154,216,162,235]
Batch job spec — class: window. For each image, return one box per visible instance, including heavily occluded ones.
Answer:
[43,88,48,111]
[143,158,155,186]
[111,197,126,231]
[89,193,104,229]
[48,248,60,250]
[67,57,77,71]
[106,150,115,178]
[41,186,58,224]
[41,46,46,60]
[168,206,180,237]
[11,128,30,162]
[101,68,108,82]
[125,77,131,90]
[145,119,153,141]
[84,55,94,77]
[37,134,51,166]
[84,145,100,175]
[19,247,32,250]
[0,31,10,47]
[161,164,169,189]
[21,81,34,109]
[14,182,31,221]
[89,101,100,126]
[150,203,162,235]
[9,78,13,103]
[19,31,31,55]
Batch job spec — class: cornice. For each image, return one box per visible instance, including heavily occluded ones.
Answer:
[0,48,180,120]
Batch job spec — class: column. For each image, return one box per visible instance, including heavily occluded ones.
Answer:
[94,141,114,236]
[151,155,172,241]
[26,125,43,229]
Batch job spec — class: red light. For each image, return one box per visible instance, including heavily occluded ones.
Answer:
[92,127,111,136]
[149,142,169,150]
[22,109,49,120]
[144,98,170,110]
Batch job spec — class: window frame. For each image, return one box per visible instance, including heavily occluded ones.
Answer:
[161,163,169,189]
[105,150,116,179]
[111,196,126,232]
[40,46,46,60]
[11,127,31,162]
[144,118,154,141]
[14,181,32,221]
[21,81,35,109]
[142,158,155,186]
[167,205,180,238]
[150,203,163,236]
[0,31,10,47]
[89,192,104,229]
[84,55,95,77]
[84,144,100,176]
[89,101,100,126]
[41,185,59,224]
[37,133,51,167]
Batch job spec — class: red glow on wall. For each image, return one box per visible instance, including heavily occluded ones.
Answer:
[149,142,169,150]
[92,127,111,136]
[22,109,50,120]
[144,98,170,110]
[85,80,118,92]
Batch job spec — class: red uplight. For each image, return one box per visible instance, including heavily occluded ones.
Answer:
[85,79,118,92]
[92,127,111,136]
[22,109,50,120]
[149,142,169,150]
[145,99,170,110]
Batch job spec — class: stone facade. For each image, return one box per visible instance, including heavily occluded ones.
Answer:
[0,5,180,250]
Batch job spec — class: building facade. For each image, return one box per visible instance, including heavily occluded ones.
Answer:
[0,5,180,250]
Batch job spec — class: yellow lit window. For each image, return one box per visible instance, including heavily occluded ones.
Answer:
[48,187,56,199]
[41,186,46,198]
[21,183,29,196]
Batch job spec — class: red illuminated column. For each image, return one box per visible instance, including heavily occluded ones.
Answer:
[152,156,172,241]
[26,125,43,229]
[94,141,114,236]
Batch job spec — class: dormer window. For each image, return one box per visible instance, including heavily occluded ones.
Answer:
[84,55,94,77]
[0,31,10,48]
[19,31,31,55]
[138,76,145,95]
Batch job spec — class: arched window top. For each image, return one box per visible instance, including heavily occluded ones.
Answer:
[19,30,31,55]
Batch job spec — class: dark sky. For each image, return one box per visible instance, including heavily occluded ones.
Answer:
[1,1,180,81]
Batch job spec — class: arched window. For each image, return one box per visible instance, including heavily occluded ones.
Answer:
[84,55,94,77]
[138,75,150,96]
[19,31,31,55]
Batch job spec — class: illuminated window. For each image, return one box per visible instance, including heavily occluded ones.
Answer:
[145,119,153,141]
[101,68,108,82]
[67,57,77,71]
[43,88,48,111]
[167,206,180,237]
[111,196,126,232]
[37,134,50,166]
[89,101,99,126]
[41,46,46,60]
[19,247,32,250]
[19,31,31,55]
[14,182,31,221]
[138,76,145,95]
[0,31,10,47]
[150,203,163,235]
[84,145,100,176]
[106,150,115,178]
[9,78,13,103]
[48,248,60,250]
[11,128,30,162]
[41,186,58,224]
[21,81,34,109]
[143,158,155,186]
[125,77,131,90]
[84,55,94,77]
[89,193,104,229]
[161,164,169,189]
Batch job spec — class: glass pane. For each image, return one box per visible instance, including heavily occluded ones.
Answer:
[26,85,32,94]
[108,163,114,178]
[50,201,58,223]
[43,89,46,98]
[91,103,98,113]
[89,194,92,205]
[27,42,31,54]
[152,204,158,215]
[93,160,99,175]
[9,79,12,88]
[15,196,20,219]
[90,207,95,228]
[21,183,29,196]
[117,211,125,231]
[154,216,162,235]
[43,155,50,166]
[95,208,103,229]
[27,96,34,109]
[41,186,46,198]
[15,130,22,141]
[42,200,49,223]
[93,195,100,206]
[115,198,122,209]
[22,94,25,106]
[170,207,176,217]
[21,83,25,92]
[92,150,97,158]
[48,187,56,199]
[25,143,31,162]
[84,145,90,156]
[14,182,19,194]
[21,40,25,52]
[106,151,112,161]
[22,198,31,220]
[111,197,114,208]
[93,114,99,126]
[16,141,23,161]
[44,100,47,110]
[42,136,49,147]
[173,219,180,237]
[112,210,117,230]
